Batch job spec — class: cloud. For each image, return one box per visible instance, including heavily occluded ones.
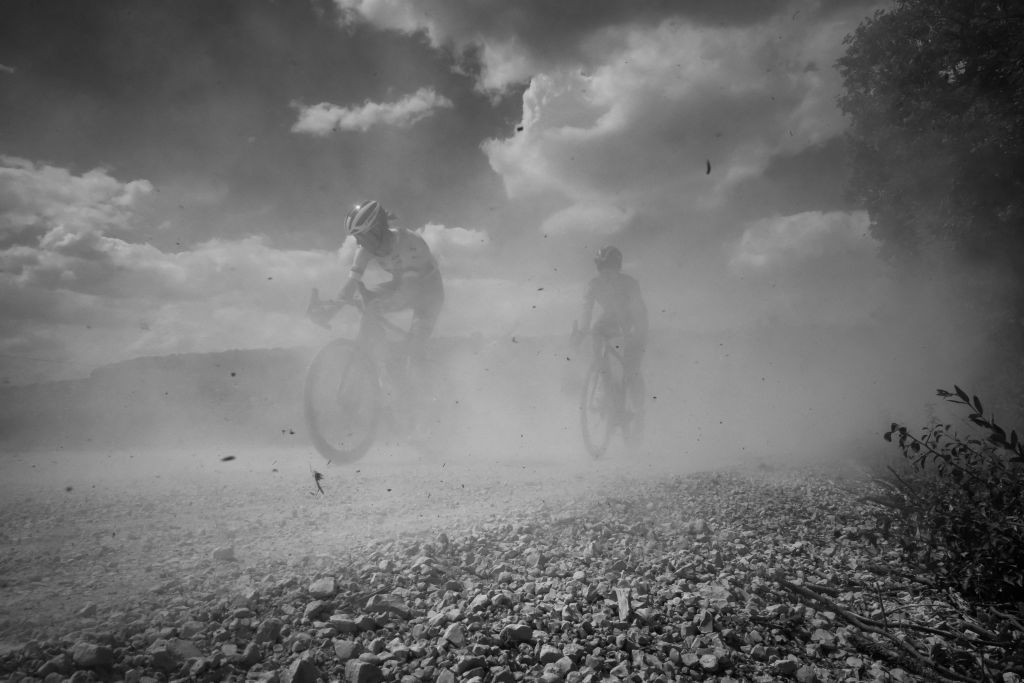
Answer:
[539,203,632,237]
[483,15,854,218]
[419,222,491,276]
[0,157,355,380]
[291,87,453,135]
[0,157,529,381]
[0,232,349,381]
[0,155,153,240]
[726,210,891,325]
[0,63,15,75]
[324,1,879,264]
[332,0,797,93]
[729,210,875,272]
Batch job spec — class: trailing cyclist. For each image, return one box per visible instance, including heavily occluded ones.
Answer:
[572,246,649,439]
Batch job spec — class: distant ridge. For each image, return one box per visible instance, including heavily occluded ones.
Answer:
[0,346,315,451]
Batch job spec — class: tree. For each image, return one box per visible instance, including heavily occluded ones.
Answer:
[837,0,1024,268]
[837,0,1024,409]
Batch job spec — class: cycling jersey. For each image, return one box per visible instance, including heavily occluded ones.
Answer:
[350,227,437,280]
[577,268,649,440]
[583,271,647,338]
[340,226,444,355]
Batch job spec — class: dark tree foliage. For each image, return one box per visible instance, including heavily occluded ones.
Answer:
[837,0,1024,267]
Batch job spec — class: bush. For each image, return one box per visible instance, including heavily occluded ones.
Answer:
[880,386,1024,606]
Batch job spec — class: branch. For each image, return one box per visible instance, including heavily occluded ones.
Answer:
[991,608,1024,634]
[862,562,938,588]
[777,576,980,683]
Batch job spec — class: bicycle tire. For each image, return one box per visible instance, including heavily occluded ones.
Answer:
[580,358,618,458]
[304,339,381,463]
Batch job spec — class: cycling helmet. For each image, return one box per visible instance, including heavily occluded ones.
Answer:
[345,200,389,237]
[594,245,622,271]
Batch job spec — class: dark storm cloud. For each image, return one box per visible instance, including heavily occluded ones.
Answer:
[336,0,811,92]
[343,0,795,41]
[0,0,514,247]
[812,0,885,19]
[380,0,791,46]
[727,138,856,220]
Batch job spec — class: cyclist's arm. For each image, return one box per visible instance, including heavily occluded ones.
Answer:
[338,245,373,300]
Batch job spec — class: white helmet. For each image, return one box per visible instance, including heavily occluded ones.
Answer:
[345,200,389,237]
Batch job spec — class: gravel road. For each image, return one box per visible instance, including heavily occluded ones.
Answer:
[0,444,991,682]
[0,444,733,632]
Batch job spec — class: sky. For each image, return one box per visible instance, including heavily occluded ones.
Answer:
[0,0,899,385]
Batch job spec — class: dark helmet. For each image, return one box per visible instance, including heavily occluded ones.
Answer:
[594,245,622,271]
[345,200,389,237]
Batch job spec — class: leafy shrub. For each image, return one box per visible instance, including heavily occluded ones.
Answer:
[880,387,1024,606]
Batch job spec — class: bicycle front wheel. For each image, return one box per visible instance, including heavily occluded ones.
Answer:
[304,339,381,463]
[580,360,616,458]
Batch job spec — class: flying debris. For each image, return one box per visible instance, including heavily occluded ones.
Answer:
[706,159,711,175]
[220,455,236,462]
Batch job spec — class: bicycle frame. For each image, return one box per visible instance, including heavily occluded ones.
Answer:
[307,287,409,341]
[579,329,633,458]
[309,287,424,399]
[593,333,628,416]
[304,287,448,462]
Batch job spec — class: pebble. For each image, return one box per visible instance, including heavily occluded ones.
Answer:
[0,469,985,683]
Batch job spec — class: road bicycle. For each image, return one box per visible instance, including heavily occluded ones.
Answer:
[304,288,450,463]
[578,326,642,458]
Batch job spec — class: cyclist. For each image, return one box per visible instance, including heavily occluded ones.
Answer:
[335,199,444,363]
[572,245,649,438]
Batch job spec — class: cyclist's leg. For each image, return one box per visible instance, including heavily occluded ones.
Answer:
[404,276,444,438]
[624,340,646,437]
[356,282,392,350]
[357,311,386,365]
[408,272,444,366]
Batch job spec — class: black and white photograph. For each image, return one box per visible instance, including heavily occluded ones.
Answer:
[1,1,1022,681]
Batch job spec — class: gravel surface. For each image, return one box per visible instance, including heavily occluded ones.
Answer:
[0,446,1012,682]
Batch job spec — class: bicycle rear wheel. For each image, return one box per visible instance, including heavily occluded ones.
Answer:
[304,339,381,463]
[580,359,618,458]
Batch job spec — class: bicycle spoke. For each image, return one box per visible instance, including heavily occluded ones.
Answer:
[581,361,615,458]
[304,340,381,463]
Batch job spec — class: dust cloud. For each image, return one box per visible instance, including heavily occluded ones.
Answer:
[0,271,1003,480]
[0,221,1009,488]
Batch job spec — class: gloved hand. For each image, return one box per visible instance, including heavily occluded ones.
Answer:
[307,288,343,328]
[308,302,333,328]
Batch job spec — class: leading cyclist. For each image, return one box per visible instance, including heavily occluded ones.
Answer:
[333,199,445,362]
[572,245,649,437]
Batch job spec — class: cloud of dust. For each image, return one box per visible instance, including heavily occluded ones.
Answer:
[420,218,1009,477]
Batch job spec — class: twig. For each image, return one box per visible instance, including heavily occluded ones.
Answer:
[791,582,1010,648]
[803,581,842,597]
[862,562,938,587]
[991,608,1024,634]
[875,581,890,629]
[777,576,977,683]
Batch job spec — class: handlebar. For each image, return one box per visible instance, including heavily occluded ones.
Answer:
[307,288,355,329]
[306,287,408,337]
